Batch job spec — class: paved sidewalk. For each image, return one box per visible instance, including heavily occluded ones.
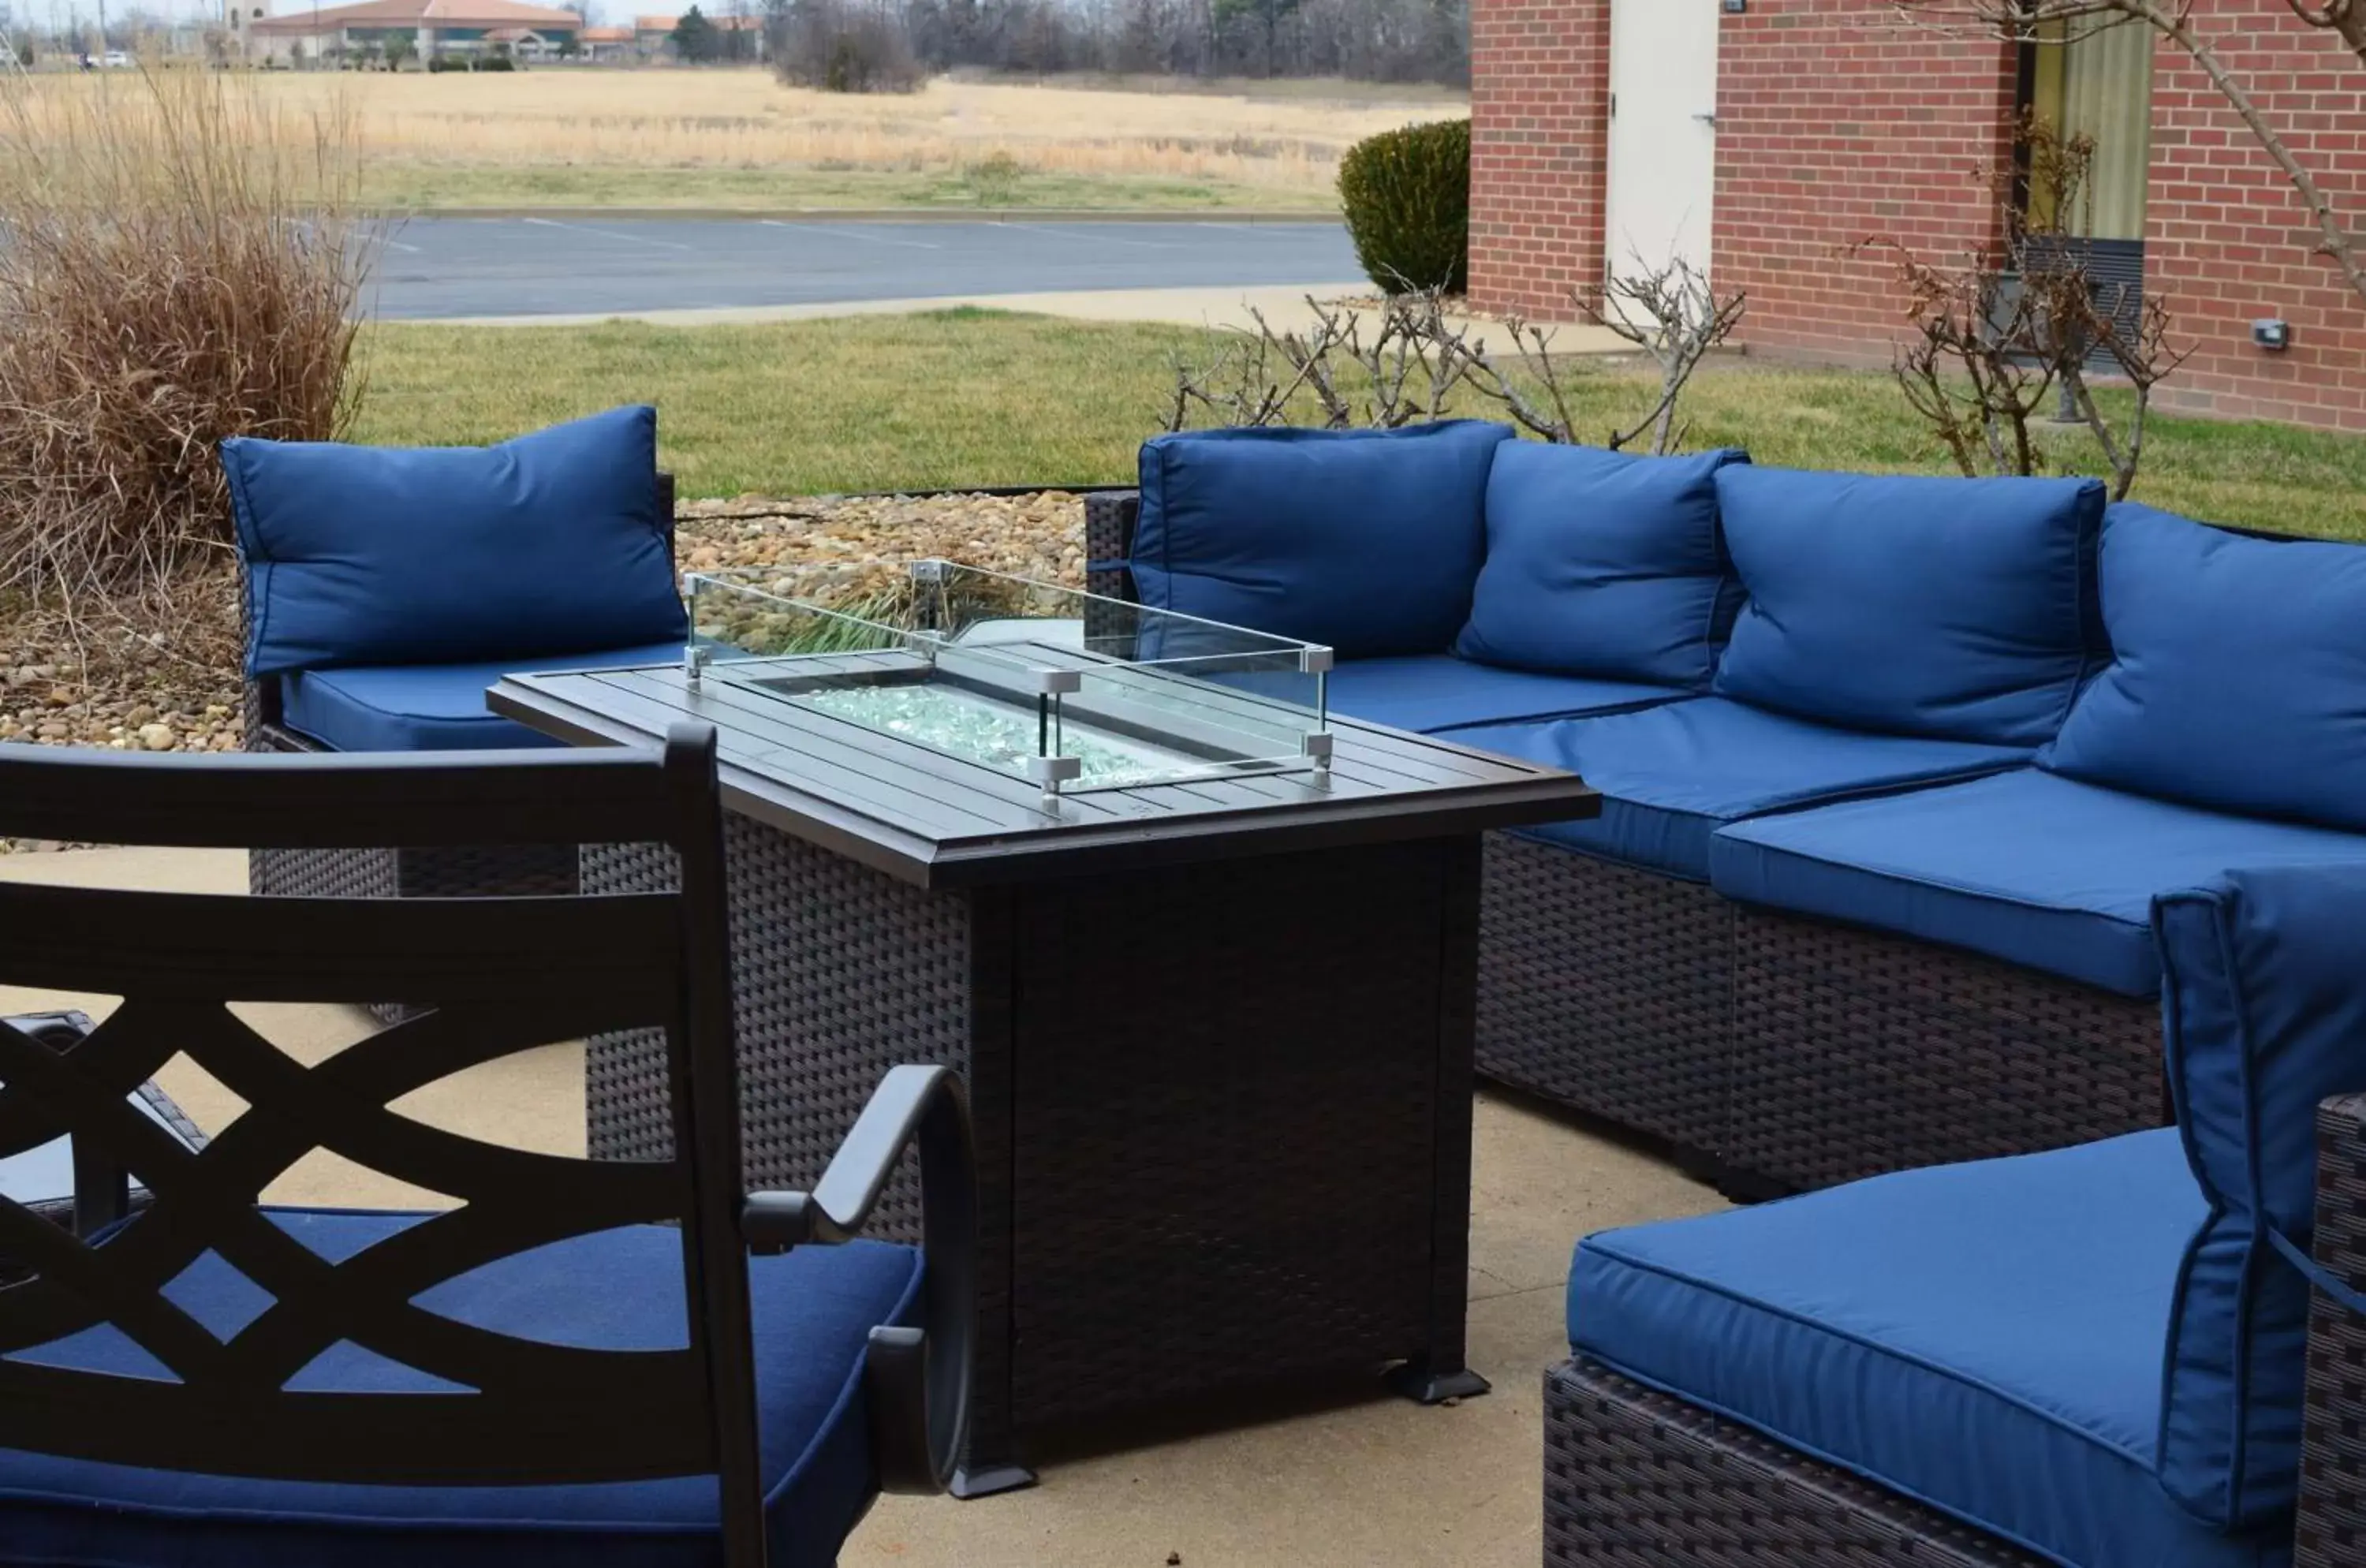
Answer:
[435,282,1637,357]
[0,844,1718,1568]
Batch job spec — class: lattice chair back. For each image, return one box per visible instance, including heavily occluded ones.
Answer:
[0,726,790,1566]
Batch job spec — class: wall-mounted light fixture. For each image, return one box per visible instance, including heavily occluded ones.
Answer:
[2252,318,2293,352]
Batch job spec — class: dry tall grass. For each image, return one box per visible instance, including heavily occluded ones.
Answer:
[239,69,1457,193]
[0,64,369,640]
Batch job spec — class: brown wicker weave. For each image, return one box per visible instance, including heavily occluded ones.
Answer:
[1543,1358,2047,1566]
[1727,905,2166,1194]
[583,818,1487,1490]
[2301,1092,2366,1568]
[1477,834,1736,1167]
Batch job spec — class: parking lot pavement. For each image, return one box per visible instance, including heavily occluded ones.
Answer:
[363,215,1364,321]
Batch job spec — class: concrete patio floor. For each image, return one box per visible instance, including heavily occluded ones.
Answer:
[0,845,1725,1568]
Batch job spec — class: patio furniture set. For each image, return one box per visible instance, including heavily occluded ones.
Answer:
[0,402,2358,1567]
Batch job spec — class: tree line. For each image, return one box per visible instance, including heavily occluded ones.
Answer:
[763,0,1470,89]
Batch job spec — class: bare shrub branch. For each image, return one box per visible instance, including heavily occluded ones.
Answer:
[1577,255,1748,454]
[1862,114,2188,498]
[1164,266,1737,454]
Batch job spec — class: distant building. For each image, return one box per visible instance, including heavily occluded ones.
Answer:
[577,22,633,57]
[237,0,583,62]
[631,9,764,60]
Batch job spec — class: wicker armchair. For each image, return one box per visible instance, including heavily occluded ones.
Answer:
[1543,1092,2366,1566]
[1086,491,2161,1196]
[245,472,677,916]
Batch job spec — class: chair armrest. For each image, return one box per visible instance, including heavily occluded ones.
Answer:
[1084,491,1140,605]
[2300,1092,2366,1558]
[741,1064,974,1495]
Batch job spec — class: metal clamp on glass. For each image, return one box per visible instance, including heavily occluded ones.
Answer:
[1028,752,1083,807]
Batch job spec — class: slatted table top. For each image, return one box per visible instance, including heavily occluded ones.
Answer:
[491,659,1598,888]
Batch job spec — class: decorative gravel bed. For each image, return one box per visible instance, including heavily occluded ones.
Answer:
[0,492,1090,851]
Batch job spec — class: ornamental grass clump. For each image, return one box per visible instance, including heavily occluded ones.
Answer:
[0,65,372,635]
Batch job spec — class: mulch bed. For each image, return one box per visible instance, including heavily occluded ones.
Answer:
[0,492,1088,852]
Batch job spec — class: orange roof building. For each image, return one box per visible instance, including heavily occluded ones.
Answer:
[241,0,582,57]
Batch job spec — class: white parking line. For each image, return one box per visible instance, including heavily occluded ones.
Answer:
[993,221,1174,249]
[760,219,943,250]
[377,236,422,253]
[519,216,695,251]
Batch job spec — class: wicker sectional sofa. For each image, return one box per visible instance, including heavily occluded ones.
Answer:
[1547,866,2366,1567]
[1092,428,2366,1198]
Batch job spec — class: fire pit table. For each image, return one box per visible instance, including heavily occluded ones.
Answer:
[489,562,1597,1494]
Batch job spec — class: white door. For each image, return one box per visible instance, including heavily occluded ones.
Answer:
[1606,0,1722,281]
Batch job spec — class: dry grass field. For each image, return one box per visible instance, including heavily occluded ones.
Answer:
[11,68,1463,211]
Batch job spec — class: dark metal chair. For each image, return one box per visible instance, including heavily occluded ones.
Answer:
[0,727,973,1568]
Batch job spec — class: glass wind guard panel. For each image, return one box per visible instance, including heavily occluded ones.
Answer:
[684,562,1332,794]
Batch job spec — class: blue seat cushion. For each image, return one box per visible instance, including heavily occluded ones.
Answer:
[1450,699,2025,880]
[1712,468,2103,746]
[2046,504,2366,834]
[2154,866,2366,1529]
[1454,442,1749,687]
[227,405,688,678]
[1131,420,1513,659]
[279,640,686,752]
[1709,769,2366,998]
[1323,655,1684,735]
[0,1210,924,1568]
[1569,1129,2286,1568]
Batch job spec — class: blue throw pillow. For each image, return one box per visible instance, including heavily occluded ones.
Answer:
[1131,421,1513,659]
[2045,505,2366,833]
[1453,443,1748,688]
[1711,468,2103,746]
[226,405,686,678]
[2154,865,2366,1529]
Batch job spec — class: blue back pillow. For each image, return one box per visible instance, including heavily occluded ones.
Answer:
[226,405,686,678]
[1132,421,1513,659]
[2045,504,2366,833]
[1454,443,1749,689]
[2153,865,2366,1529]
[1712,469,2103,746]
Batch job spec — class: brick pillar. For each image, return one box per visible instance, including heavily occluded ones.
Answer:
[1468,0,1611,320]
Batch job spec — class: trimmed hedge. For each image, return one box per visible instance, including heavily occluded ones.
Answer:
[1338,118,1470,295]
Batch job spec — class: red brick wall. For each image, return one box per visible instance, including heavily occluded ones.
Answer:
[1712,1,2018,364]
[1467,0,1609,319]
[2145,3,2366,431]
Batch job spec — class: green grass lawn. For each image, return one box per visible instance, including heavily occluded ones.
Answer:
[364,163,1334,214]
[353,312,2366,539]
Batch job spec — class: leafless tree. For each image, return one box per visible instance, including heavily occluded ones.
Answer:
[1892,0,2366,308]
[1573,255,1748,454]
[1864,116,2187,498]
[1165,276,1736,455]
